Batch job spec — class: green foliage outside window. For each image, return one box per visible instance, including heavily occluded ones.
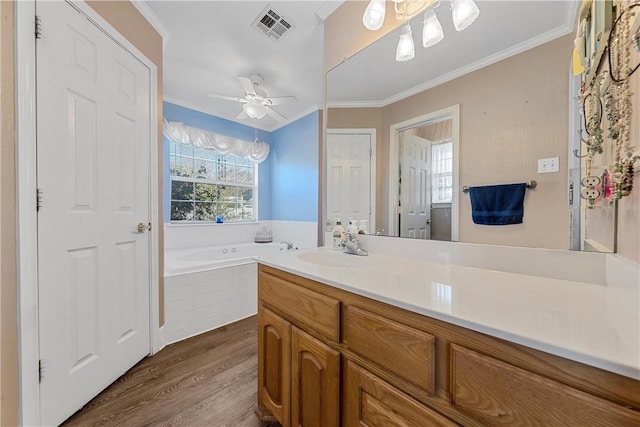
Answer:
[169,141,256,222]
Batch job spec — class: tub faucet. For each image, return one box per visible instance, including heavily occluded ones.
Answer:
[280,241,294,250]
[341,233,368,256]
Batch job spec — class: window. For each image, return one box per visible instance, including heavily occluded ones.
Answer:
[431,140,453,204]
[169,140,257,222]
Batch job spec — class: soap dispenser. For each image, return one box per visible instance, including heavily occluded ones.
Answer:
[332,220,345,250]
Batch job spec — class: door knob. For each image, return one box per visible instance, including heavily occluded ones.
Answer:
[425,219,432,225]
[136,222,151,233]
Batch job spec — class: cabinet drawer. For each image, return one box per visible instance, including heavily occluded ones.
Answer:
[345,305,436,394]
[450,344,640,426]
[259,271,340,342]
[344,360,457,427]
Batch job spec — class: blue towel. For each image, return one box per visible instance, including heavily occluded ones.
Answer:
[469,183,527,225]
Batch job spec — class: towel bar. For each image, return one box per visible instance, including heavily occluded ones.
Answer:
[462,180,537,193]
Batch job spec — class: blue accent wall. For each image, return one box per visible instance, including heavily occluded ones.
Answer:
[163,102,319,223]
[163,102,272,222]
[269,111,319,222]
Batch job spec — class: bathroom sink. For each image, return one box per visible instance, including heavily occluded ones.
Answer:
[297,250,370,268]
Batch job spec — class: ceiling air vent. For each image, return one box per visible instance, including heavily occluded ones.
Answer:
[252,6,293,42]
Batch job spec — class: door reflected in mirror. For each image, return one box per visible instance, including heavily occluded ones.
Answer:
[397,115,453,241]
[326,129,376,234]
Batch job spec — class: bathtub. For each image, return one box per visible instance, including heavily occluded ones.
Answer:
[163,241,290,345]
[164,241,289,276]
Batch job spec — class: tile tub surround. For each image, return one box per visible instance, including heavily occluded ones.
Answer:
[164,220,317,251]
[257,246,640,380]
[162,221,317,344]
[164,263,258,344]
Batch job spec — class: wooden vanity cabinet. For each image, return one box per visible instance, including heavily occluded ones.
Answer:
[258,305,291,427]
[291,326,340,427]
[257,264,640,427]
[343,360,458,427]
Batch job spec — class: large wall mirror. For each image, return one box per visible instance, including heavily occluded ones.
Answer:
[325,0,622,252]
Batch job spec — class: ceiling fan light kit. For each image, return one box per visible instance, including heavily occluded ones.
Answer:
[361,0,480,62]
[243,102,269,120]
[208,73,295,123]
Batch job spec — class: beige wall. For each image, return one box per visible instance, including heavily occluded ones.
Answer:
[384,35,572,249]
[0,2,162,424]
[1,2,17,425]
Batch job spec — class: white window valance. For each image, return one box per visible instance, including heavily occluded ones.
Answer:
[163,119,270,164]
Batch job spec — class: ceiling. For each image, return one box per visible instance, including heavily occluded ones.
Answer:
[138,1,576,131]
[139,0,338,131]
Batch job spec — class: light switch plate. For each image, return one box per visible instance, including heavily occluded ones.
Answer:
[538,157,560,174]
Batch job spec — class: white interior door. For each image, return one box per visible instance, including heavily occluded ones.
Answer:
[326,131,374,231]
[400,134,431,239]
[36,2,151,425]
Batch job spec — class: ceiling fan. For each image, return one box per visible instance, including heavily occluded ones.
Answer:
[208,74,296,122]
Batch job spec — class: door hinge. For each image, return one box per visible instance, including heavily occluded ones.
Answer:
[35,15,42,39]
[36,188,43,211]
[38,359,44,383]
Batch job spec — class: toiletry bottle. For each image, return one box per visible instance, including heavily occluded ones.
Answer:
[347,219,358,234]
[332,220,345,250]
[358,220,369,235]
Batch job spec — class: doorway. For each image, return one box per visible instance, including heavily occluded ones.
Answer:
[326,129,376,233]
[16,1,160,425]
[389,105,460,240]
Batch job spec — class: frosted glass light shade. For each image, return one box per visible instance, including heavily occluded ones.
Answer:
[243,102,269,120]
[422,9,444,48]
[396,23,415,62]
[363,0,386,31]
[451,0,479,31]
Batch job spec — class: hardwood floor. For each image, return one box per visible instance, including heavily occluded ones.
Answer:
[63,316,279,427]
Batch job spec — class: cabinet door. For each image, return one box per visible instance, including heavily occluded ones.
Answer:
[451,344,640,426]
[291,326,340,427]
[258,305,291,427]
[344,361,458,427]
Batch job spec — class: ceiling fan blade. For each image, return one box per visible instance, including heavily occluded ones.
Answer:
[236,110,249,120]
[238,76,256,96]
[267,108,286,122]
[267,96,297,106]
[208,93,245,102]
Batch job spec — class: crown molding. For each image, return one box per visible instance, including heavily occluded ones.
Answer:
[163,97,322,133]
[270,104,324,132]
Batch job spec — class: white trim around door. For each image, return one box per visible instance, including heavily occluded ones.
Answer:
[16,1,161,424]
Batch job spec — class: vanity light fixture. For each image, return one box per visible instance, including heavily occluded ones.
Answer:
[451,0,480,31]
[242,101,269,120]
[363,0,387,31]
[422,7,444,47]
[363,0,480,61]
[396,22,415,61]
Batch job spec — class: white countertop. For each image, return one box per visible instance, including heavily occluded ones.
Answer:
[256,247,640,380]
